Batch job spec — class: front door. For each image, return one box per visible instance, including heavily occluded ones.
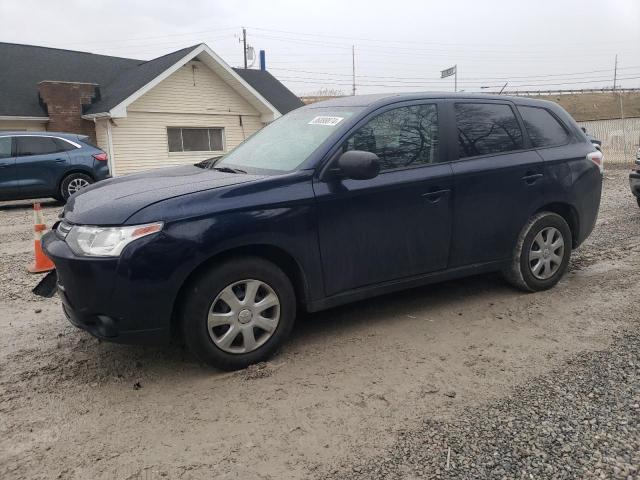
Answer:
[15,136,70,198]
[313,102,454,296]
[0,136,18,200]
[448,101,546,267]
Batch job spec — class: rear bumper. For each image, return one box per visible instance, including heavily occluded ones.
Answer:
[630,171,640,198]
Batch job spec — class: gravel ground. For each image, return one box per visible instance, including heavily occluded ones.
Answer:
[324,326,640,480]
[1,169,639,479]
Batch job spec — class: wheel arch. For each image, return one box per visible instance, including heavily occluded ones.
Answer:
[534,202,580,248]
[170,243,310,338]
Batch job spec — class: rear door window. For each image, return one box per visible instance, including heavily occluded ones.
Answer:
[455,103,524,158]
[518,106,570,147]
[16,136,63,156]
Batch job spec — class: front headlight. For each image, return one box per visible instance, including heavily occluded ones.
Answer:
[66,222,163,257]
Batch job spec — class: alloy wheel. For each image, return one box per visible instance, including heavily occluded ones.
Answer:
[67,178,90,195]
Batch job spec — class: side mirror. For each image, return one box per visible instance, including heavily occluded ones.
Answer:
[337,150,380,180]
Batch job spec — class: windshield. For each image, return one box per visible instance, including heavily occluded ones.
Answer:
[215,107,359,174]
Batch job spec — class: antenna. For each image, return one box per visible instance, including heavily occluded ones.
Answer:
[246,45,255,68]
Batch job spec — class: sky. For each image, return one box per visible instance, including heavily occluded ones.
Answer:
[1,0,639,96]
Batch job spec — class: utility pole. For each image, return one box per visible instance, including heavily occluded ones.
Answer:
[613,54,618,91]
[351,45,356,96]
[242,27,248,69]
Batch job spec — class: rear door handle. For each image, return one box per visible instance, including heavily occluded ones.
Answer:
[53,158,66,163]
[422,189,450,203]
[521,173,543,185]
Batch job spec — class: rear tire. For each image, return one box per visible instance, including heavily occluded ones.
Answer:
[636,196,640,208]
[181,257,296,370]
[504,212,572,292]
[60,173,93,201]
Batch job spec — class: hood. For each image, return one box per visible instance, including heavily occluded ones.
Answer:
[63,165,263,225]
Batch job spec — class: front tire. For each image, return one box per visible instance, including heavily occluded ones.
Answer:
[60,173,93,201]
[504,212,572,292]
[181,257,296,370]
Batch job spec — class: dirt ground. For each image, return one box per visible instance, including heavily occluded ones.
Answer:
[1,169,639,480]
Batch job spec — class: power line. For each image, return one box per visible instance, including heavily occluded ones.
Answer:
[269,65,640,82]
[59,26,241,48]
[254,37,637,65]
[279,75,640,89]
[248,26,634,50]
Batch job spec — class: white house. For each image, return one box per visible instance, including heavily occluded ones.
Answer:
[0,42,303,176]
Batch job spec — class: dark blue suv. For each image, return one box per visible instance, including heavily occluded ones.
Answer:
[0,132,110,202]
[42,94,603,370]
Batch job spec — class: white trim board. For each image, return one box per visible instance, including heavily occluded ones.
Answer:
[0,116,49,122]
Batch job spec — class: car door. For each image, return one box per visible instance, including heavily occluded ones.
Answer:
[313,101,454,296]
[0,136,18,200]
[448,101,545,267]
[15,136,70,197]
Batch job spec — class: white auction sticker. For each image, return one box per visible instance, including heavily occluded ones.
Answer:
[308,116,344,126]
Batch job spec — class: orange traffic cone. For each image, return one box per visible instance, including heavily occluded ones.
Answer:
[27,203,55,274]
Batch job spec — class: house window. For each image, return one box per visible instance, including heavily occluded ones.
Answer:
[167,127,224,152]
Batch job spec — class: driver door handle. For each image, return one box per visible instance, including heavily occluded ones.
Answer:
[521,173,543,185]
[422,189,450,203]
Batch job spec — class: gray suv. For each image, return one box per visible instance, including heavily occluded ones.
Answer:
[0,132,110,202]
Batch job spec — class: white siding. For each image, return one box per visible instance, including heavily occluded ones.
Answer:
[0,119,47,131]
[111,112,263,175]
[112,61,265,175]
[129,60,260,116]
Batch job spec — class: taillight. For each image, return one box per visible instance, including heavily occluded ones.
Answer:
[587,150,604,174]
[92,152,108,162]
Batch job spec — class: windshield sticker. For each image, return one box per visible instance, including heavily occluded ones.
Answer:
[308,116,344,126]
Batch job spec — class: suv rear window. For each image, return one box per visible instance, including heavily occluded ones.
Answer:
[455,103,523,158]
[518,106,570,148]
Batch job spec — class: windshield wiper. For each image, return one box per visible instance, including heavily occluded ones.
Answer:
[212,166,247,174]
[194,156,221,169]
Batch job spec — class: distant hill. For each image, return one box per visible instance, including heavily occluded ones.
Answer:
[524,91,640,122]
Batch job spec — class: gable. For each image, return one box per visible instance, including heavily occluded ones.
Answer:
[129,60,261,116]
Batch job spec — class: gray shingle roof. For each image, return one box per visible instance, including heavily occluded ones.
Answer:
[232,68,303,114]
[0,42,141,117]
[0,42,301,117]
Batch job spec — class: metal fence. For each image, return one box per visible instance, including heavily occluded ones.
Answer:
[578,117,640,166]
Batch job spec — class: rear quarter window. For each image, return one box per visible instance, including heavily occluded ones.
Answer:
[53,138,79,151]
[518,106,570,148]
[0,137,11,158]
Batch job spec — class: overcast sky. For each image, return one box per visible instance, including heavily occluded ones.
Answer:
[1,0,639,95]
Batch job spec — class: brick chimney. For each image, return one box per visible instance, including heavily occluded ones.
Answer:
[38,81,99,143]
